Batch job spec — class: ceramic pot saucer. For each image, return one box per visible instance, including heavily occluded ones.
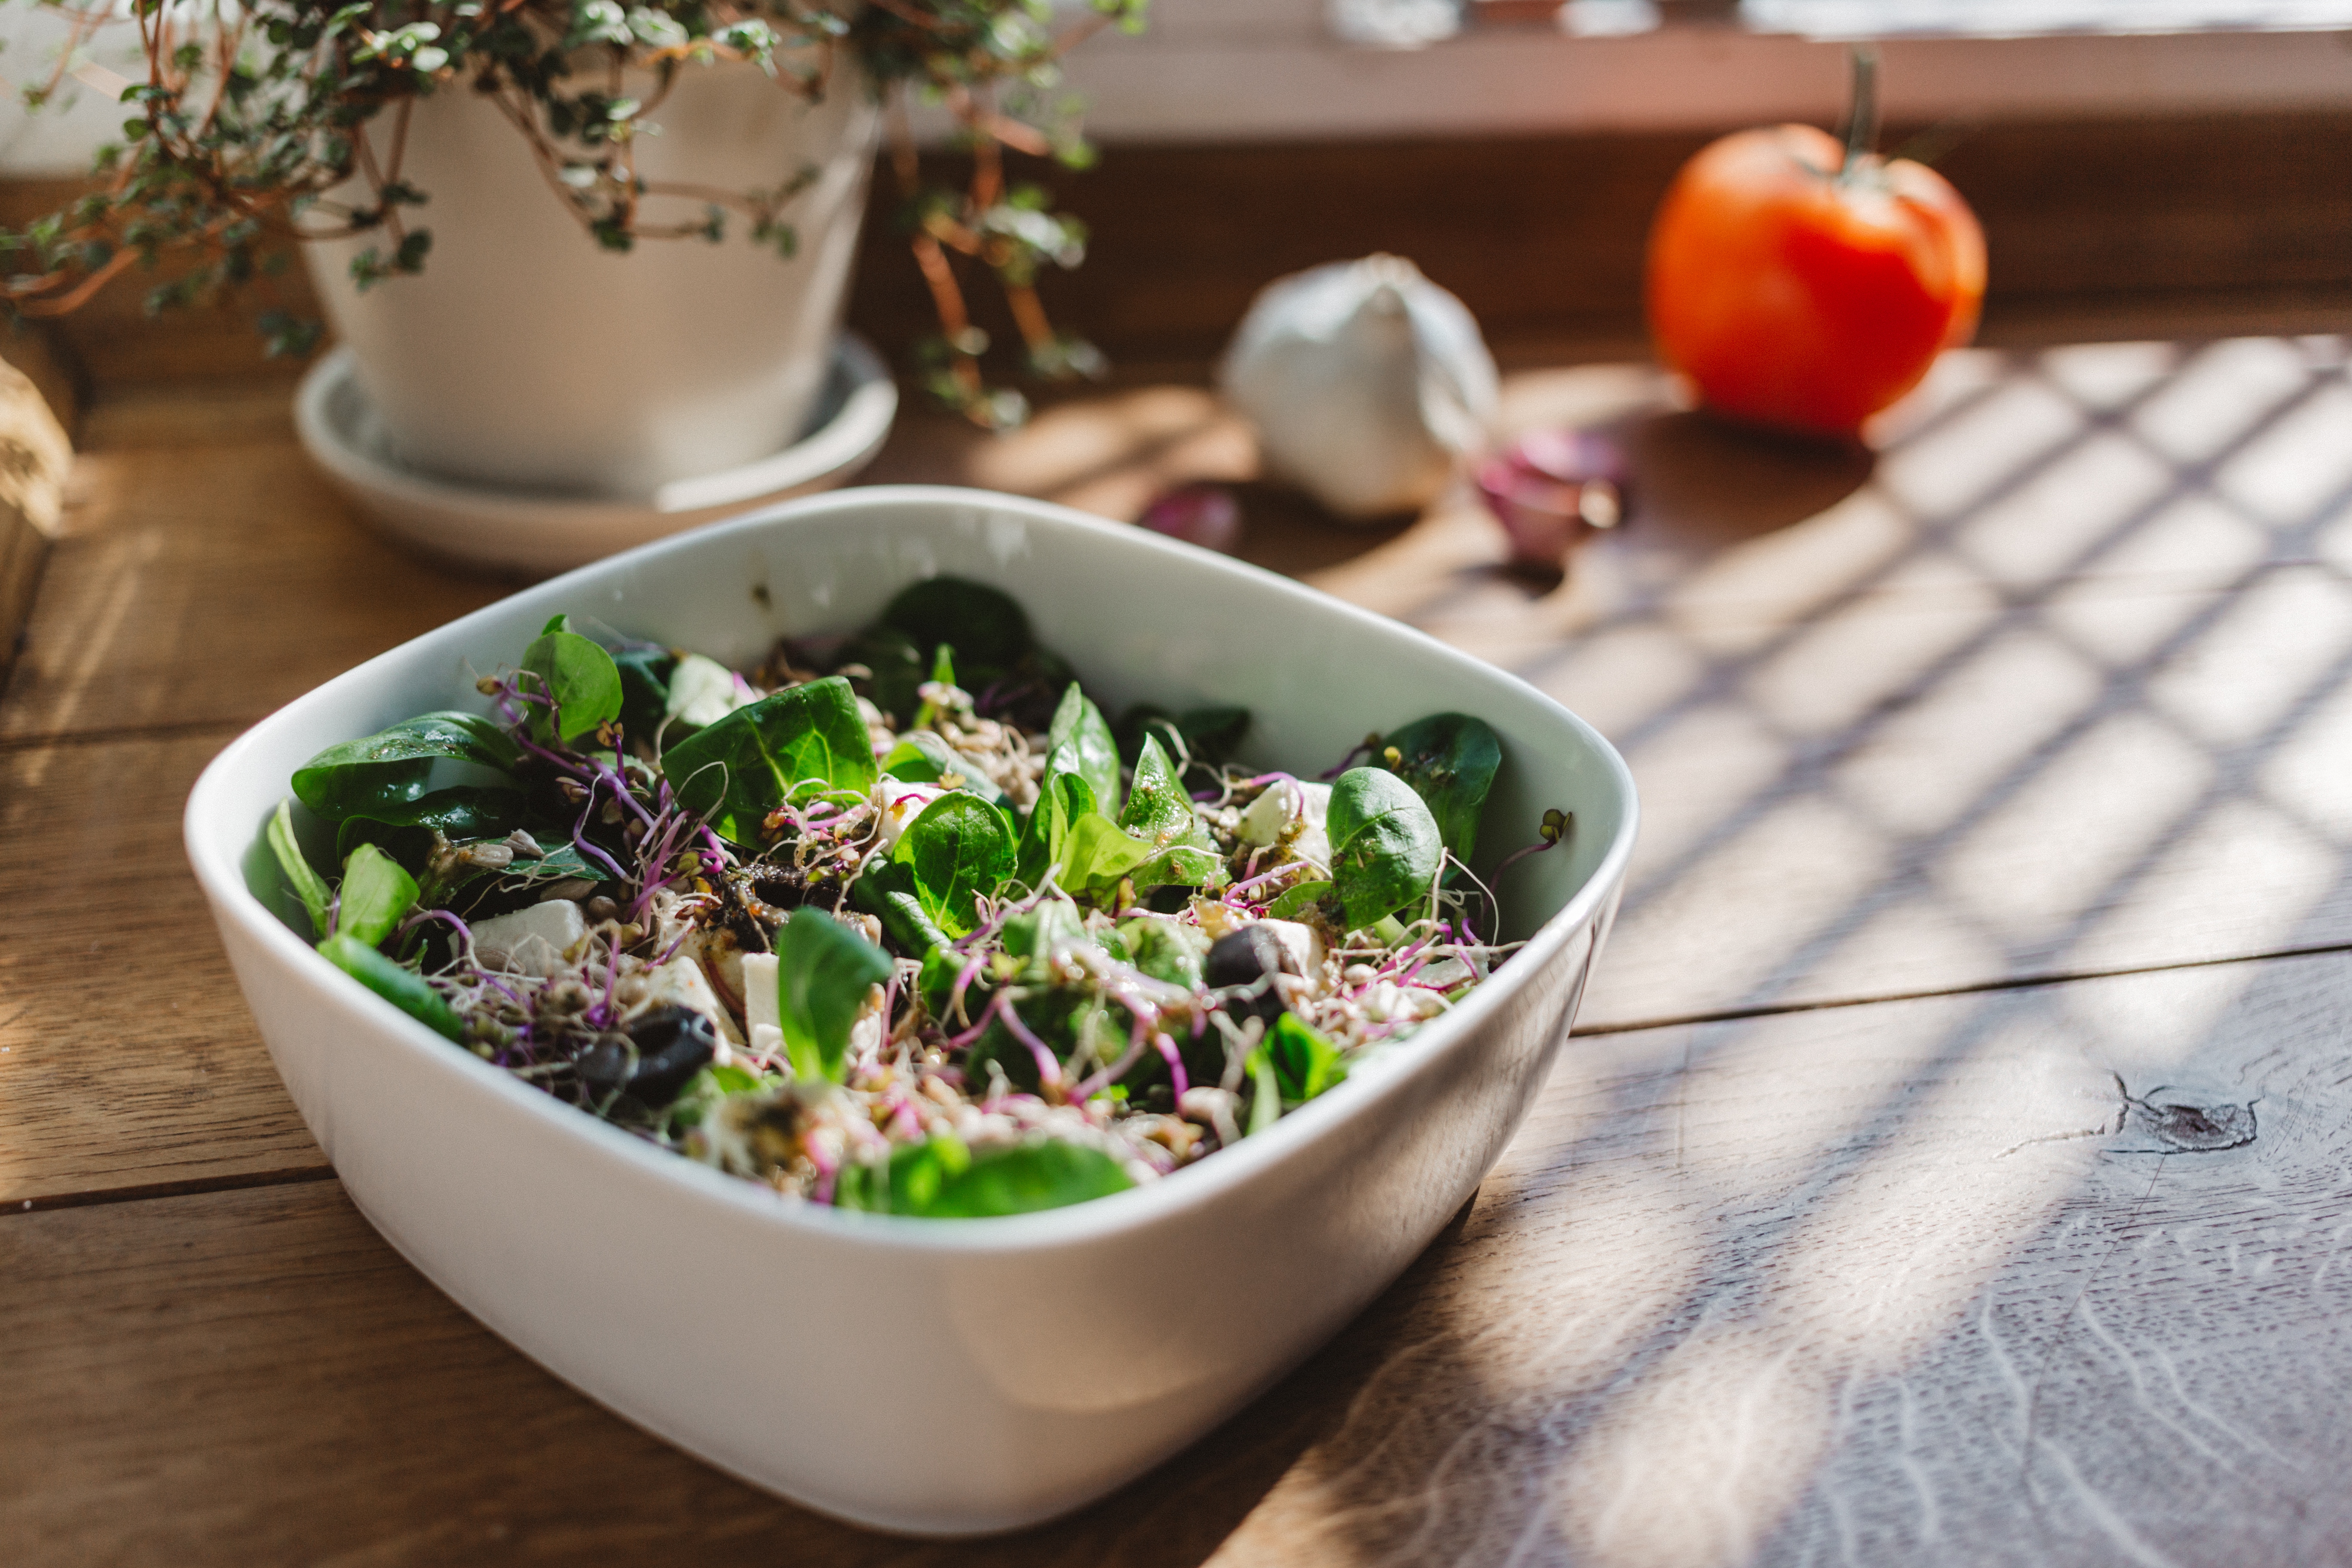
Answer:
[294,334,898,576]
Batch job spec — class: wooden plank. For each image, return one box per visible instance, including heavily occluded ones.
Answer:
[0,731,321,1206]
[9,949,2350,1564]
[1214,948,2352,1567]
[0,389,502,742]
[12,342,2352,1202]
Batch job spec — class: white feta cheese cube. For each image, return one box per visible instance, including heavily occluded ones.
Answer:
[1237,778,1332,870]
[470,898,587,977]
[665,653,753,729]
[620,952,743,1045]
[741,951,780,1036]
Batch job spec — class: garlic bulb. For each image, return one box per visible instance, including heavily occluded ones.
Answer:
[1219,254,1499,521]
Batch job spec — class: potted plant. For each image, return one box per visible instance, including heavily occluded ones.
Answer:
[1,0,1144,493]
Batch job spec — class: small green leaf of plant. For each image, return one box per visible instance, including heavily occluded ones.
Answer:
[865,1137,1134,1217]
[832,625,925,723]
[1267,1012,1346,1104]
[318,933,463,1041]
[1014,767,1095,891]
[1047,682,1122,815]
[891,791,1016,937]
[1327,766,1444,929]
[331,785,527,864]
[1378,712,1502,864]
[665,676,877,842]
[776,907,893,1084]
[291,711,521,821]
[1116,733,1222,891]
[520,618,624,744]
[611,644,678,743]
[1118,916,1208,989]
[881,576,1032,683]
[850,859,956,962]
[1245,1047,1282,1136]
[1265,879,1334,922]
[881,730,1002,802]
[268,799,332,939]
[334,842,420,948]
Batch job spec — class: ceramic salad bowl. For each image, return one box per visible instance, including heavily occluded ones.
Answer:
[181,485,1638,1535]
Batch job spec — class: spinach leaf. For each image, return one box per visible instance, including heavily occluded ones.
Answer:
[881,577,1032,683]
[523,841,615,883]
[880,731,1002,803]
[1115,704,1182,766]
[891,792,1016,937]
[834,1133,971,1215]
[332,785,528,865]
[1119,917,1208,989]
[916,1139,1134,1217]
[611,644,677,745]
[1056,810,1153,903]
[1012,768,1095,893]
[520,615,624,745]
[1245,1048,1283,1136]
[318,934,464,1041]
[833,625,926,724]
[1378,713,1502,864]
[1327,766,1444,929]
[1265,879,1334,922]
[664,676,876,842]
[850,859,956,962]
[1116,734,1224,891]
[335,843,420,948]
[1265,1012,1347,1104]
[268,799,333,939]
[1117,704,1252,769]
[1046,682,1123,817]
[775,907,893,1084]
[291,711,521,821]
[999,893,1089,965]
[834,1134,1133,1218]
[1179,706,1251,765]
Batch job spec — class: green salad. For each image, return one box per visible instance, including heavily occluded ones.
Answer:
[272,579,1568,1217]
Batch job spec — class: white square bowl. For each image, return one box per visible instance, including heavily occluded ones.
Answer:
[183,485,1638,1535]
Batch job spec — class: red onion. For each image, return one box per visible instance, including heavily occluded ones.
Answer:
[1136,483,1243,554]
[1475,429,1631,570]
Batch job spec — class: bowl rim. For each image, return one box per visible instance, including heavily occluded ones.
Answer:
[184,484,1639,1256]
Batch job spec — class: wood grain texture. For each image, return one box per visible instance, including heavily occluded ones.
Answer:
[8,339,2351,1205]
[1209,949,2352,1568]
[0,383,502,742]
[8,949,2349,1567]
[867,338,2352,1029]
[0,732,321,1205]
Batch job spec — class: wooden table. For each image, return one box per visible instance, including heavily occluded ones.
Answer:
[6,335,2351,1565]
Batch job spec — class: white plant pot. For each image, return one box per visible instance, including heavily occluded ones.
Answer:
[304,66,880,497]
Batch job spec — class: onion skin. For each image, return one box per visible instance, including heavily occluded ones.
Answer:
[1476,430,1631,570]
[1138,483,1243,554]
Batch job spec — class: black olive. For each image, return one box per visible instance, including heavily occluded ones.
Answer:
[576,1004,718,1108]
[1206,925,1295,1027]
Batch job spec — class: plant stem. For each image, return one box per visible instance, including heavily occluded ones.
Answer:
[1840,44,1880,178]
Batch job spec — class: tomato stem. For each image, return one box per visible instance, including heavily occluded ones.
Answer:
[1839,45,1880,181]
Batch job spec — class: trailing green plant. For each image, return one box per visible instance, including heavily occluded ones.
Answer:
[0,0,1145,425]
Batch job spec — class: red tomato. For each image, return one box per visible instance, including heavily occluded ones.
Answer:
[1645,123,1986,438]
